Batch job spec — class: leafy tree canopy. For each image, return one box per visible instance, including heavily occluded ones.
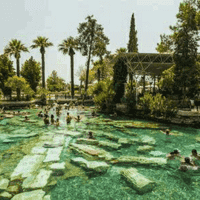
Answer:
[5,76,34,96]
[0,54,15,96]
[46,70,66,92]
[21,56,41,92]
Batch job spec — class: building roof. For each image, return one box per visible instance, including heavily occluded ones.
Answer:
[118,53,174,76]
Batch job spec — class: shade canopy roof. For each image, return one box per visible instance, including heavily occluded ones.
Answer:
[118,53,174,76]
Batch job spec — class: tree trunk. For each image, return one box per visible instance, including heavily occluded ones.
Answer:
[16,58,20,100]
[70,55,74,98]
[130,72,133,95]
[97,68,100,83]
[42,53,45,88]
[143,74,146,95]
[85,44,93,95]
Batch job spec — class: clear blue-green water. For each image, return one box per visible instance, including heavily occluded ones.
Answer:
[1,108,200,199]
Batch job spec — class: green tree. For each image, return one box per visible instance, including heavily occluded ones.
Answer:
[46,70,66,92]
[77,15,109,94]
[4,39,29,100]
[127,13,139,97]
[0,54,15,98]
[156,0,200,98]
[21,56,41,92]
[30,36,53,89]
[115,48,127,54]
[5,76,34,98]
[92,39,110,82]
[172,0,200,98]
[58,36,79,98]
[157,65,175,95]
[127,13,138,53]
[113,57,128,103]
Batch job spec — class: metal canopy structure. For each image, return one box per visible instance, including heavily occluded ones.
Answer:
[121,52,174,76]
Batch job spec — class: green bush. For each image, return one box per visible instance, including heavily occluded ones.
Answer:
[140,92,177,117]
[88,78,115,110]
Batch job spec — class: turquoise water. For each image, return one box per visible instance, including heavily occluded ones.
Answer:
[1,108,200,199]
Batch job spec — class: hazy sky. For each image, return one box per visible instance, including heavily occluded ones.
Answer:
[0,0,183,85]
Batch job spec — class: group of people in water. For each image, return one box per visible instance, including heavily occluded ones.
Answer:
[166,149,200,172]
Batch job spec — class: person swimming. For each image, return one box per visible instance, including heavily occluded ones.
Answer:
[55,118,60,127]
[66,113,72,124]
[190,149,200,166]
[38,111,42,117]
[75,115,81,122]
[44,115,50,125]
[51,114,55,125]
[88,131,95,139]
[166,150,182,160]
[24,116,29,121]
[92,110,96,117]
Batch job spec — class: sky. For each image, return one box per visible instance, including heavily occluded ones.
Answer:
[0,0,183,85]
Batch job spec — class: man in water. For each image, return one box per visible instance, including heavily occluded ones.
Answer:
[190,149,200,166]
[88,131,95,139]
[166,150,182,160]
[66,112,72,124]
[51,114,55,125]
[44,115,50,125]
[55,118,60,127]
[74,115,81,122]
[24,116,30,121]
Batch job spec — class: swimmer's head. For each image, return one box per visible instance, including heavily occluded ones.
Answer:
[192,149,197,155]
[173,150,180,154]
[185,157,191,164]
[165,129,170,135]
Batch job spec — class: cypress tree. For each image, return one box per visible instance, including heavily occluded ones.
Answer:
[127,13,138,53]
[127,13,138,100]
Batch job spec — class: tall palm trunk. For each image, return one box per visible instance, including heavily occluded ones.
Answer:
[42,53,45,88]
[85,43,92,94]
[70,54,74,98]
[16,58,20,100]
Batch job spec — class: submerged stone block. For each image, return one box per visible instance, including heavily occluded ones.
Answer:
[65,137,72,147]
[118,138,138,145]
[22,169,52,189]
[43,147,63,162]
[11,189,45,200]
[111,156,167,165]
[120,168,156,194]
[49,162,65,170]
[70,143,114,161]
[0,191,12,199]
[76,138,99,145]
[98,140,121,149]
[137,145,155,153]
[64,131,83,137]
[71,157,110,172]
[0,178,9,191]
[31,147,47,155]
[11,155,45,181]
[139,135,156,145]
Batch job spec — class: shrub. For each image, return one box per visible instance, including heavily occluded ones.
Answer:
[88,78,115,110]
[140,92,177,117]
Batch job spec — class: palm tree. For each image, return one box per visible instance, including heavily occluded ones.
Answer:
[30,36,53,89]
[4,39,29,100]
[58,36,78,98]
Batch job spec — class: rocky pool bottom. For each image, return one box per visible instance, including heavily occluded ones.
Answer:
[0,107,200,199]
